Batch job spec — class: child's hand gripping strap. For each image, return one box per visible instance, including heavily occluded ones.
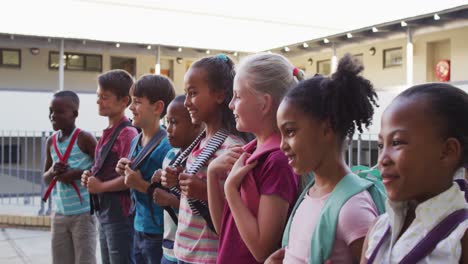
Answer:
[184,129,229,234]
[168,131,206,198]
[42,128,82,204]
[125,129,178,226]
[147,181,178,225]
[89,121,132,215]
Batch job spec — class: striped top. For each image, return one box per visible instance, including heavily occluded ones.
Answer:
[50,128,93,215]
[162,148,181,262]
[174,134,244,264]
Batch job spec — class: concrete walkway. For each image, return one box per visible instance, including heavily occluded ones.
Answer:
[0,227,102,264]
[0,228,51,264]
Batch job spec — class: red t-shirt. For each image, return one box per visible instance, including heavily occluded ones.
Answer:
[217,134,299,264]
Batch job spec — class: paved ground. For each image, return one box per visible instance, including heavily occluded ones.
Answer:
[0,227,51,264]
[0,227,102,264]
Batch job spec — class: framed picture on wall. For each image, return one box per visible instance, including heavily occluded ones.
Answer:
[317,59,331,76]
[383,47,403,68]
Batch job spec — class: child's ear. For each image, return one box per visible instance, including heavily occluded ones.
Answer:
[261,94,273,115]
[154,100,165,116]
[215,91,225,104]
[73,110,78,118]
[441,137,461,166]
[122,96,131,107]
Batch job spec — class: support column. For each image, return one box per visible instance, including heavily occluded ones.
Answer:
[331,43,338,74]
[155,45,161,75]
[406,27,414,86]
[58,39,65,91]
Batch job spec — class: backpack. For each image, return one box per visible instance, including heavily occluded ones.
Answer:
[282,172,387,264]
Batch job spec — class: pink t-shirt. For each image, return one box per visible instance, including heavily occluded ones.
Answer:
[217,135,299,264]
[284,190,378,264]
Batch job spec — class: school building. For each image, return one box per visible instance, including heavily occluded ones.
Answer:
[0,4,467,198]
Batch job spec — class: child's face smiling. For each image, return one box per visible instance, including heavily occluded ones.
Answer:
[378,98,454,203]
[128,96,157,129]
[96,87,128,118]
[183,68,224,125]
[229,76,263,133]
[277,99,328,175]
[49,97,76,131]
[166,102,196,148]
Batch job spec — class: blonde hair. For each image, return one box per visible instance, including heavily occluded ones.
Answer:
[236,53,304,108]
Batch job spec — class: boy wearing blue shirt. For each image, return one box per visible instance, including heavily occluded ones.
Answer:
[116,74,175,263]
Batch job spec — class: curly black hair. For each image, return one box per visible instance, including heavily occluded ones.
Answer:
[397,83,468,167]
[285,53,378,141]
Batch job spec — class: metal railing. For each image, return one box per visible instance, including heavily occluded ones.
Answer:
[0,130,380,215]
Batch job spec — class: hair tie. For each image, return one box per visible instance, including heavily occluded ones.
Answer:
[216,54,228,62]
[293,67,299,77]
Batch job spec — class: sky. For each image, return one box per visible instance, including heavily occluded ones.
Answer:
[1,0,467,52]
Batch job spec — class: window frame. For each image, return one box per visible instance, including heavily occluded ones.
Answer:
[49,51,102,72]
[110,56,137,77]
[0,48,21,68]
[383,47,403,69]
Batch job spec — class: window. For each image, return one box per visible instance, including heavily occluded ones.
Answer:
[0,48,21,68]
[1,144,21,164]
[383,47,403,68]
[111,57,136,77]
[49,52,102,72]
[317,59,331,76]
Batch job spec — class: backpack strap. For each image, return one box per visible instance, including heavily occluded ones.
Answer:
[281,177,314,247]
[367,209,468,264]
[282,173,387,264]
[454,179,468,202]
[366,226,391,264]
[125,129,177,226]
[185,129,229,233]
[93,121,132,175]
[400,208,468,263]
[42,128,83,204]
[90,120,132,214]
[169,131,206,199]
[128,129,167,170]
[310,173,376,263]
